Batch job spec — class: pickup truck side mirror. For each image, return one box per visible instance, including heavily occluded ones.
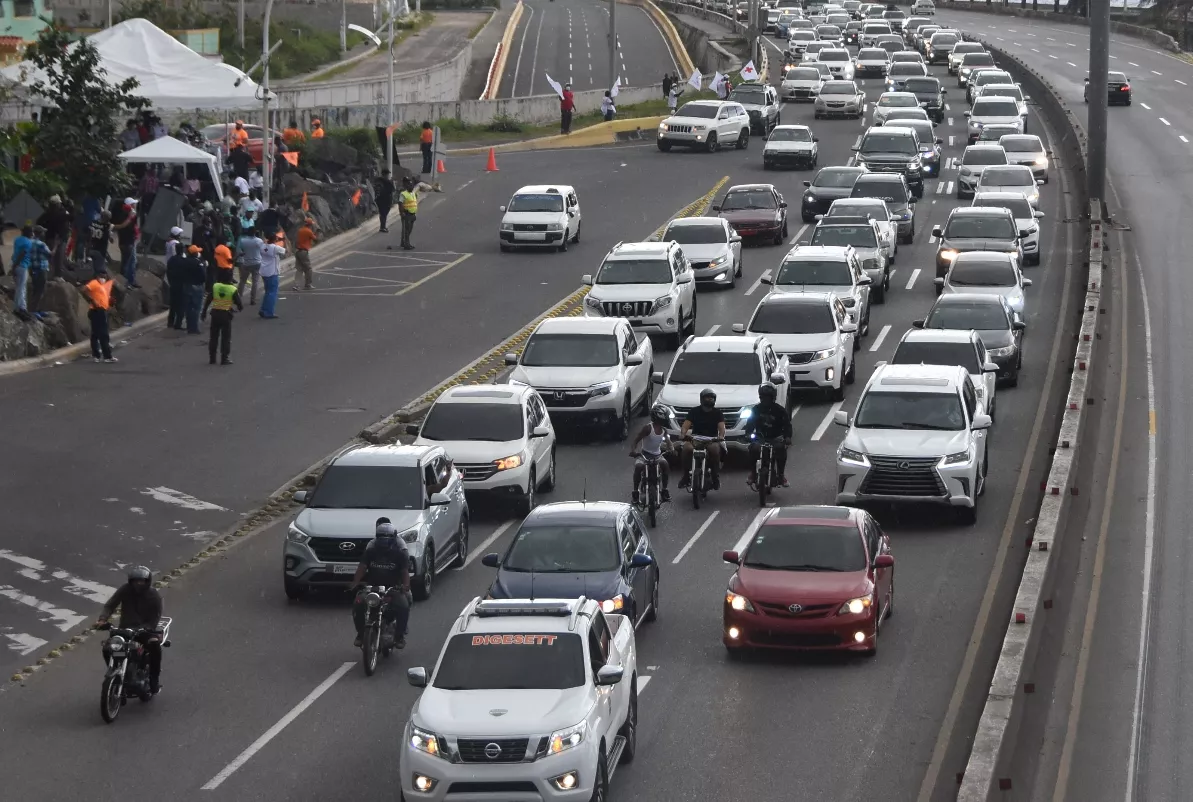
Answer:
[936,137,944,145]
[406,423,421,436]
[833,409,850,426]
[504,353,518,365]
[481,553,501,568]
[581,274,593,286]
[972,413,992,430]
[407,667,428,688]
[813,135,820,142]
[596,665,625,686]
[779,201,788,208]
[841,321,857,333]
[940,88,948,94]
[1019,229,1031,238]
[292,490,308,504]
[624,354,644,366]
[962,110,971,117]
[858,275,872,285]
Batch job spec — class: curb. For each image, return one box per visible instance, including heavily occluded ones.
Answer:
[482,0,523,100]
[448,116,668,155]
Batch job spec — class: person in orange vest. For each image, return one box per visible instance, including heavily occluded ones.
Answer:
[310,119,325,139]
[419,122,434,174]
[85,267,118,363]
[294,217,317,289]
[282,119,306,147]
[229,120,249,151]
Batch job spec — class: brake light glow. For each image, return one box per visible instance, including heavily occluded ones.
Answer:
[1120,85,1130,91]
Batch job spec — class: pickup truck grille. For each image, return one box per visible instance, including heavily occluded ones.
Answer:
[308,537,367,562]
[540,388,590,408]
[457,737,530,763]
[859,455,946,496]
[511,223,547,232]
[667,124,693,134]
[455,462,499,481]
[601,300,654,317]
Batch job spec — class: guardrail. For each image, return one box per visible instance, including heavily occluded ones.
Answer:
[481,0,524,101]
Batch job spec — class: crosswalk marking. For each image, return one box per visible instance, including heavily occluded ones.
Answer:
[945,181,955,195]
[811,401,844,441]
[141,486,227,511]
[0,550,116,604]
[906,268,922,290]
[0,586,87,632]
[870,324,892,352]
[936,181,946,195]
[3,632,47,656]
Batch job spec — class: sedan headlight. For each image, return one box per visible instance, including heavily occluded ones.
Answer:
[726,591,755,612]
[549,721,587,755]
[287,523,310,544]
[811,347,837,360]
[410,726,446,759]
[837,595,873,615]
[710,253,731,267]
[987,345,1016,357]
[589,381,617,398]
[838,446,868,466]
[494,454,524,471]
[939,248,959,261]
[942,448,973,466]
[500,222,513,231]
[584,296,603,312]
[653,294,674,311]
[1035,156,1049,167]
[600,595,625,613]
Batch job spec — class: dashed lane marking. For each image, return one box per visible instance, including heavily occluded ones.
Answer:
[1067,62,1077,68]
[1180,135,1189,143]
[732,509,771,554]
[1129,61,1140,67]
[464,520,516,568]
[1049,54,1058,60]
[3,632,46,656]
[945,181,955,195]
[1159,117,1171,126]
[1176,79,1187,86]
[141,486,227,511]
[1152,70,1163,75]
[870,324,892,352]
[906,268,922,290]
[1140,102,1152,110]
[0,550,116,604]
[790,223,809,245]
[0,587,86,632]
[810,401,844,442]
[704,324,721,336]
[673,511,720,564]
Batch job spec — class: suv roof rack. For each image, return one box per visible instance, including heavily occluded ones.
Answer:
[460,597,590,632]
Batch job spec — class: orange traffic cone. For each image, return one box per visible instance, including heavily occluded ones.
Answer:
[485,147,499,172]
[436,158,447,174]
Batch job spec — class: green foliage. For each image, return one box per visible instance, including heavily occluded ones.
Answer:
[20,23,149,199]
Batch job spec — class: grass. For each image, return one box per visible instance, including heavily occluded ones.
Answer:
[304,13,436,83]
[467,11,494,40]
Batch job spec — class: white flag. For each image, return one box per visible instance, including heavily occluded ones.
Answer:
[610,76,621,98]
[740,61,759,82]
[710,71,726,95]
[545,73,564,99]
[687,67,702,92]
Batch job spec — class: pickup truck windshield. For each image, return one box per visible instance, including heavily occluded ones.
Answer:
[433,632,586,690]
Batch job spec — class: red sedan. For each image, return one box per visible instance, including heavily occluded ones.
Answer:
[712,183,789,246]
[722,505,894,656]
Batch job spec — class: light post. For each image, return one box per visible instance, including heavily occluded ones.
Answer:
[387,3,395,177]
[262,0,276,208]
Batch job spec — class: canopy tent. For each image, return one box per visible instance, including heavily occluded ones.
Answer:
[0,18,272,110]
[119,136,224,201]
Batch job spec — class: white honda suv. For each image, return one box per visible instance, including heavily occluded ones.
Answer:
[834,363,991,524]
[657,100,752,153]
[583,241,698,348]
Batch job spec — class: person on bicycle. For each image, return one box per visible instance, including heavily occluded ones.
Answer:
[679,388,726,490]
[96,565,163,695]
[629,404,674,504]
[745,383,793,488]
[350,520,412,650]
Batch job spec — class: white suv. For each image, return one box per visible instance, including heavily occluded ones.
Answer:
[583,241,698,348]
[505,317,655,440]
[733,291,857,400]
[762,244,872,338]
[834,363,991,524]
[652,334,790,445]
[886,327,999,419]
[657,99,752,153]
[402,597,639,801]
[498,185,582,253]
[410,385,556,516]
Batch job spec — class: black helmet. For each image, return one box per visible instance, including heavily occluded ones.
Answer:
[758,383,778,402]
[127,565,152,590]
[699,388,717,403]
[650,404,670,424]
[376,522,398,543]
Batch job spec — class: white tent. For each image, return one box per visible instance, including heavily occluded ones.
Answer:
[119,136,224,201]
[0,18,272,110]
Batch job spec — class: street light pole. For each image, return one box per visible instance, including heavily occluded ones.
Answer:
[1087,0,1110,210]
[239,0,246,49]
[107,0,112,28]
[262,0,276,208]
[609,0,618,88]
[387,7,395,177]
[341,0,347,54]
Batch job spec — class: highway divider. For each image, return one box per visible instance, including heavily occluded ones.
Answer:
[628,0,697,78]
[450,116,668,155]
[481,0,523,101]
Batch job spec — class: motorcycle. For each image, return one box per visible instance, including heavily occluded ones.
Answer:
[752,436,784,506]
[687,435,723,510]
[630,450,668,527]
[360,586,402,677]
[98,617,172,724]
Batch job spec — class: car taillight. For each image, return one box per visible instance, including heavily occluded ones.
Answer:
[1120,85,1130,91]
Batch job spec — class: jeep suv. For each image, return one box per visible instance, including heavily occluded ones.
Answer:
[583,241,698,348]
[658,100,751,152]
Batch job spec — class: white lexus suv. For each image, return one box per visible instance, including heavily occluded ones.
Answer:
[657,99,752,153]
[583,241,698,348]
[498,185,582,253]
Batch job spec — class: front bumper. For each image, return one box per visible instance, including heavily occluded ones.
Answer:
[763,149,816,168]
[987,349,1019,382]
[458,461,533,495]
[658,130,713,147]
[692,262,737,284]
[583,306,681,336]
[835,456,978,508]
[729,221,783,239]
[1021,232,1040,259]
[782,86,819,101]
[400,738,598,801]
[786,353,844,390]
[724,601,876,652]
[816,101,862,117]
[500,230,567,247]
[956,172,978,195]
[284,539,426,589]
[855,64,888,77]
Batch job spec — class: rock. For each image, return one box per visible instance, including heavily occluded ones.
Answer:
[37,312,70,349]
[0,311,51,361]
[140,255,167,280]
[38,279,91,342]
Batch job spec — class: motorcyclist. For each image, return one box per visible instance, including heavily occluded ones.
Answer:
[679,388,727,490]
[96,565,163,695]
[629,405,674,504]
[350,520,412,650]
[745,383,793,488]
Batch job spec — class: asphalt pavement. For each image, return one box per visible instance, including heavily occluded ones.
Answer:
[496,0,679,98]
[317,12,480,83]
[934,9,1190,802]
[0,30,1082,802]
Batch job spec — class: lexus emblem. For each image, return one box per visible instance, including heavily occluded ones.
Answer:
[788,603,803,614]
[489,709,508,717]
[897,461,912,470]
[484,742,502,759]
[338,541,357,552]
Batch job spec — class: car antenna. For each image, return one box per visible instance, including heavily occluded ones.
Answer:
[582,478,587,505]
[530,567,536,601]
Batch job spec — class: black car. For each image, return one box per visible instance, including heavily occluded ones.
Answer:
[914,294,1025,386]
[481,501,660,626]
[883,119,942,178]
[801,165,868,222]
[852,127,925,199]
[1085,71,1132,105]
[902,75,946,124]
[851,172,918,243]
[844,21,863,46]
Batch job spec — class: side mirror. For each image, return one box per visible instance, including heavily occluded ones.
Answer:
[711,204,721,212]
[581,274,593,286]
[874,554,895,569]
[769,372,787,385]
[1018,229,1030,239]
[531,425,551,438]
[833,409,850,426]
[983,361,999,372]
[595,665,625,686]
[1013,320,1026,331]
[499,205,507,213]
[933,277,944,286]
[941,88,947,94]
[841,322,857,333]
[292,490,308,504]
[912,319,925,328]
[779,201,788,208]
[931,225,942,238]
[1034,210,1045,219]
[936,137,944,145]
[803,180,813,187]
[429,492,452,506]
[405,423,421,436]
[568,210,576,217]
[1022,278,1033,287]
[731,323,746,333]
[624,354,644,366]
[814,213,824,220]
[504,353,518,365]
[407,667,428,688]
[630,553,654,568]
[651,371,665,385]
[1024,94,1032,101]
[1083,77,1090,83]
[1036,179,1045,186]
[730,233,742,242]
[962,110,971,117]
[858,275,872,285]
[761,275,774,285]
[677,272,693,284]
[481,553,501,568]
[813,135,820,142]
[722,550,740,564]
[972,413,992,430]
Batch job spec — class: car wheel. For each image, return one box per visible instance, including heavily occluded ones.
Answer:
[572,222,581,243]
[773,228,784,246]
[613,397,631,441]
[885,572,895,619]
[542,447,557,491]
[802,212,815,223]
[979,450,989,497]
[831,375,846,401]
[619,683,638,763]
[706,133,719,153]
[450,516,469,568]
[762,160,771,170]
[590,749,609,802]
[519,470,537,516]
[687,296,698,335]
[558,230,569,252]
[814,110,821,119]
[284,576,306,601]
[845,355,856,385]
[736,129,750,150]
[873,283,886,305]
[412,549,434,600]
[782,220,789,239]
[645,574,659,622]
[736,254,743,278]
[639,373,654,414]
[1007,368,1019,388]
[959,487,979,525]
[1029,253,1041,267]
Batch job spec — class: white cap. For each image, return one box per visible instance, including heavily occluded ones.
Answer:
[124,197,137,206]
[169,226,183,237]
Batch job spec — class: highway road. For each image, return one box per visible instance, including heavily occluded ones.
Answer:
[933,8,1189,802]
[0,23,1081,801]
[495,0,679,98]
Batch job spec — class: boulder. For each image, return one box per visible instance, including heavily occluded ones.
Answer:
[38,312,71,350]
[38,279,91,342]
[0,311,51,361]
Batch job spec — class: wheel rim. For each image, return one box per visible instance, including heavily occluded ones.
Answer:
[423,553,433,595]
[459,518,469,562]
[548,449,557,487]
[526,473,535,511]
[627,692,637,746]
[104,677,122,720]
[621,400,630,438]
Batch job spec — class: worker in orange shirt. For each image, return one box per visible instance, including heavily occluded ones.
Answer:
[294,217,317,290]
[229,120,249,151]
[419,121,434,174]
[282,119,306,147]
[85,267,118,363]
[310,119,325,139]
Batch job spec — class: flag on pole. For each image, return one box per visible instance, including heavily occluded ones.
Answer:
[610,76,621,98]
[740,61,759,82]
[710,71,726,96]
[687,67,702,91]
[545,73,564,99]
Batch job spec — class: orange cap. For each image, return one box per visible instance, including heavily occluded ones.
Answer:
[187,244,202,254]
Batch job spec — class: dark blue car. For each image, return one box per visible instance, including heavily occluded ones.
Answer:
[482,501,660,627]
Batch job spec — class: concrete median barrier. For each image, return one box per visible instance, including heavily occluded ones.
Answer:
[482,0,524,101]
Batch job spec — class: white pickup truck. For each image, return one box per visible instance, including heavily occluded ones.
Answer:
[401,597,639,801]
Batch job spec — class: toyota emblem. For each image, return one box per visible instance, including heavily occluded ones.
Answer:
[897,461,911,470]
[484,742,502,759]
[788,603,803,614]
[338,541,357,552]
[621,302,634,314]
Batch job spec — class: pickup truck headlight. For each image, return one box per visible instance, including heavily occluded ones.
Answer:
[549,721,587,755]
[494,454,524,471]
[906,159,920,170]
[584,296,603,312]
[600,595,625,613]
[838,446,868,466]
[652,294,674,311]
[589,381,616,398]
[726,591,755,612]
[287,523,311,544]
[837,595,873,616]
[410,726,446,759]
[942,448,973,466]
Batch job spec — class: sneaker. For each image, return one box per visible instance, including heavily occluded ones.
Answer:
[631,490,641,505]
[103,357,119,363]
[780,476,790,488]
[711,475,721,490]
[221,358,233,366]
[396,637,406,650]
[353,635,362,648]
[678,475,691,489]
[661,489,672,502]
[93,357,102,363]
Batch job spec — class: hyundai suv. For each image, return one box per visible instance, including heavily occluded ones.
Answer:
[932,206,1024,280]
[583,241,698,348]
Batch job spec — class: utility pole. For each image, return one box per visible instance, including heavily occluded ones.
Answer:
[341,0,347,53]
[609,0,618,87]
[107,0,112,28]
[387,5,395,177]
[262,0,276,208]
[239,0,246,50]
[1087,0,1110,209]
[749,0,759,72]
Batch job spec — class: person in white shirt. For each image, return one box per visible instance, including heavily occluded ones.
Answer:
[668,85,684,111]
[601,91,616,121]
[257,234,286,319]
[233,175,250,198]
[249,170,263,199]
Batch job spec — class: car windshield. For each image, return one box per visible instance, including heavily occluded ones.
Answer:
[893,341,980,373]
[944,215,1016,238]
[854,390,965,430]
[925,301,1010,330]
[750,301,836,334]
[779,12,798,22]
[811,225,878,248]
[954,44,985,55]
[879,94,918,107]
[931,34,957,45]
[903,78,939,93]
[503,524,621,572]
[973,197,1033,218]
[858,49,886,60]
[890,63,925,75]
[883,9,905,18]
[677,103,718,119]
[865,25,889,33]
[879,41,903,53]
[822,82,857,95]
[786,68,820,80]
[722,190,777,210]
[976,73,1014,88]
[892,52,923,62]
[853,180,908,203]
[820,50,849,61]
[508,193,564,213]
[861,132,917,154]
[419,402,525,442]
[596,258,672,284]
[775,258,853,285]
[521,333,619,367]
[432,632,585,691]
[963,54,995,67]
[982,86,1021,102]
[668,351,761,384]
[963,148,1008,166]
[792,30,816,40]
[817,25,841,34]
[979,126,1019,141]
[950,261,1017,287]
[980,169,1032,187]
[743,523,866,571]
[830,201,888,220]
[666,223,727,243]
[769,127,813,142]
[729,85,767,103]
[1000,136,1042,153]
[308,465,424,510]
[814,168,864,188]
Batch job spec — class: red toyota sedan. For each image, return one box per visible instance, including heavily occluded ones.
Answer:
[712,183,789,246]
[722,505,894,656]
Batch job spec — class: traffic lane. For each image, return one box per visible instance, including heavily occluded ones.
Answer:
[0,143,719,674]
[499,0,550,98]
[498,0,620,98]
[592,2,678,88]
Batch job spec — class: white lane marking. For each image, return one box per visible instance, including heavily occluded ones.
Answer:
[944,103,951,112]
[1028,33,1036,37]
[745,271,770,296]
[888,270,896,282]
[1176,79,1188,86]
[1012,42,1021,47]
[1180,135,1189,143]
[996,37,1004,42]
[1049,54,1058,60]
[673,511,720,564]
[947,117,954,126]
[0,586,86,631]
[1159,117,1171,126]
[464,520,516,568]
[1008,29,1017,33]
[202,661,357,790]
[509,3,536,96]
[141,487,226,511]
[1110,55,1118,59]
[1066,41,1077,47]
[946,181,955,195]
[1151,70,1162,76]
[870,324,892,352]
[949,135,955,147]
[905,268,922,290]
[1140,102,1152,110]
[636,675,652,693]
[1129,61,1140,67]
[0,550,118,604]
[704,324,721,336]
[1031,48,1040,54]
[790,223,809,245]
[732,509,771,554]
[936,181,945,195]
[4,632,47,655]
[1047,36,1056,41]
[811,401,844,442]
[1067,62,1077,68]
[789,403,801,422]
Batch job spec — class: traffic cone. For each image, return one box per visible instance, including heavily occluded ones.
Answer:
[436,158,447,173]
[485,147,499,172]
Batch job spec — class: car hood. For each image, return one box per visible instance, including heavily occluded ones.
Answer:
[502,212,565,226]
[590,283,672,299]
[660,384,758,409]
[940,237,1018,253]
[294,507,425,538]
[804,186,853,201]
[764,140,815,152]
[491,569,623,602]
[414,687,593,737]
[858,150,917,163]
[721,210,781,226]
[977,186,1034,201]
[736,566,870,604]
[912,91,941,104]
[844,427,970,457]
[960,164,1002,177]
[680,242,733,262]
[508,364,621,391]
[665,115,721,126]
[971,115,1022,127]
[761,331,839,353]
[413,437,526,464]
[858,58,888,65]
[736,101,767,113]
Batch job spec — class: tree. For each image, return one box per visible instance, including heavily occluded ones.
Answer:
[20,23,149,199]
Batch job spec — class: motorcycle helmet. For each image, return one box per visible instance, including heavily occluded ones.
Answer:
[127,565,152,590]
[758,383,778,402]
[650,404,670,425]
[699,388,717,407]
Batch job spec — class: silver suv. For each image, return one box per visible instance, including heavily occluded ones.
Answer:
[284,444,470,601]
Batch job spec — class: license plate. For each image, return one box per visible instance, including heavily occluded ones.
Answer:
[332,564,356,574]
[515,232,546,241]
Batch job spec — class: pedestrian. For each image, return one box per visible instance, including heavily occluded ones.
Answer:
[200,267,243,366]
[310,119,325,139]
[398,176,431,251]
[663,73,673,98]
[88,210,112,276]
[138,166,159,228]
[27,226,51,317]
[164,226,183,260]
[282,119,305,148]
[232,173,250,202]
[668,83,684,112]
[375,169,395,233]
[257,234,285,319]
[10,224,32,320]
[213,239,234,280]
[249,168,264,200]
[165,234,188,329]
[119,119,140,152]
[560,83,576,134]
[419,121,434,174]
[36,194,72,279]
[84,267,117,363]
[228,139,252,182]
[601,90,617,121]
[182,245,206,334]
[112,197,140,288]
[229,120,250,152]
[294,216,317,290]
[272,135,289,194]
[236,226,264,305]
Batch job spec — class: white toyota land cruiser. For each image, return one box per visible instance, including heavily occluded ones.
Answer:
[583,241,698,348]
[401,597,640,801]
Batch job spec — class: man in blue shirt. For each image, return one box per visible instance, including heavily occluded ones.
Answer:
[10,224,32,320]
[27,225,51,318]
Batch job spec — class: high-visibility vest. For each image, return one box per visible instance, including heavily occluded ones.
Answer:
[85,278,114,310]
[210,282,237,312]
[399,190,418,214]
[311,127,324,139]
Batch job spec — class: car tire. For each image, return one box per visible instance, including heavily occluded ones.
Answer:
[613,397,631,441]
[519,470,537,516]
[845,355,856,385]
[802,212,815,223]
[283,576,306,601]
[639,373,654,414]
[831,377,846,402]
[873,283,886,305]
[619,684,638,763]
[736,129,749,150]
[542,447,557,491]
[885,572,895,619]
[762,160,771,170]
[645,574,659,622]
[499,243,511,252]
[773,228,784,246]
[1007,368,1019,388]
[450,516,469,568]
[572,222,581,243]
[590,749,609,802]
[959,490,979,526]
[658,140,672,152]
[558,231,568,253]
[1028,253,1041,267]
[706,133,719,153]
[412,549,434,601]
